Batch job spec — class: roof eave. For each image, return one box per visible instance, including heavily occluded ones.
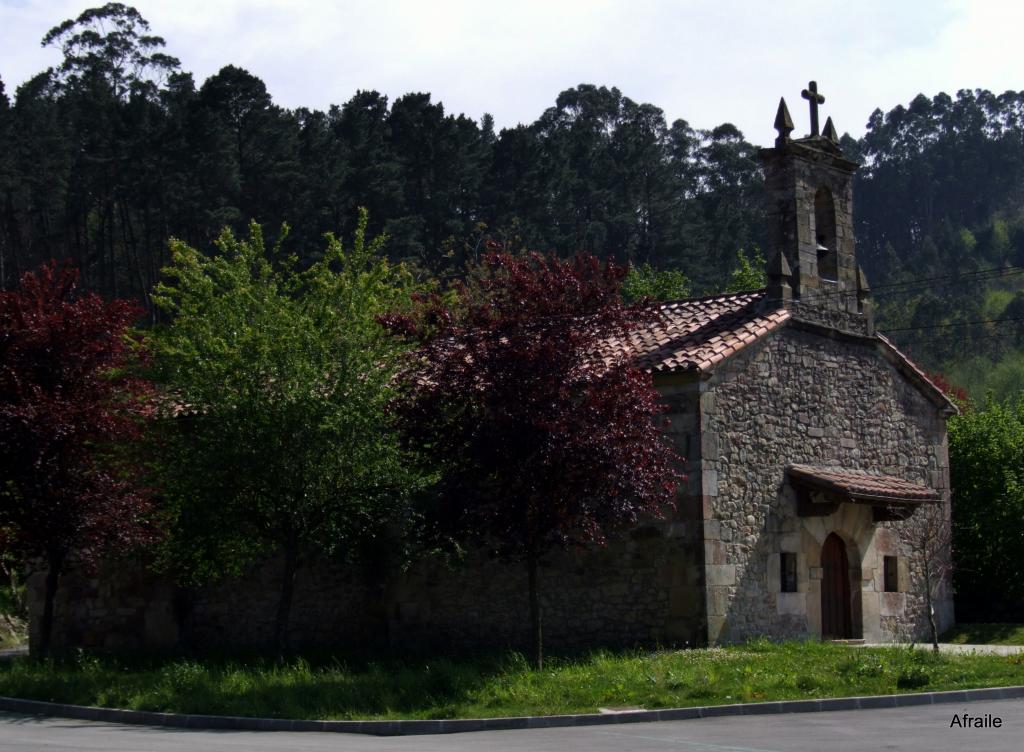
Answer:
[874,333,960,416]
[787,466,940,507]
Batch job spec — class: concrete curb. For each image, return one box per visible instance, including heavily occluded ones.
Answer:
[1,685,1022,735]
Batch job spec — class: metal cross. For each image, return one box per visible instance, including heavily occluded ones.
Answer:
[801,81,826,137]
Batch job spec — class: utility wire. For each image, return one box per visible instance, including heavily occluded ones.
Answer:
[880,315,1024,334]
[888,331,1018,347]
[797,263,1024,304]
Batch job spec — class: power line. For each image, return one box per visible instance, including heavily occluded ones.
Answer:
[794,263,1024,305]
[889,331,1019,348]
[881,315,1024,334]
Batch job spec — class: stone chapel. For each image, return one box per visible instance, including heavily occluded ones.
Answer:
[31,84,957,651]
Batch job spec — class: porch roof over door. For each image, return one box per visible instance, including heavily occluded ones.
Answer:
[787,464,939,521]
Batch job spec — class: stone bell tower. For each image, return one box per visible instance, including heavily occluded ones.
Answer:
[761,81,872,334]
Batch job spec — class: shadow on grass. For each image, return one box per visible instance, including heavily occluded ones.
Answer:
[0,646,547,719]
[939,623,1024,646]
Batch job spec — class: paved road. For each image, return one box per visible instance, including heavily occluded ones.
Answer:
[1,699,1021,752]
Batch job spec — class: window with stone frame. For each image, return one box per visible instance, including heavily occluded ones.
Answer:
[780,552,798,593]
[883,556,899,592]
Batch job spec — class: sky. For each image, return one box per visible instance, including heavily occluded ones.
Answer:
[1,0,1022,145]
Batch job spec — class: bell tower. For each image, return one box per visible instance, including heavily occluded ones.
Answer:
[761,81,872,334]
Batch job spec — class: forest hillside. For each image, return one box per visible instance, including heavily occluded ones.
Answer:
[3,5,1024,398]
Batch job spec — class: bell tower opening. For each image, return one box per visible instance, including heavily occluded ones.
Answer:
[815,187,838,282]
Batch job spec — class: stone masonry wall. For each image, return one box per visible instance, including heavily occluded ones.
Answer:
[33,528,704,654]
[31,383,704,654]
[28,558,178,651]
[387,523,703,652]
[700,323,954,644]
[31,555,378,651]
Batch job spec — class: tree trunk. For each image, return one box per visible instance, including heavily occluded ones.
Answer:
[37,550,64,658]
[527,553,542,670]
[273,543,298,660]
[924,569,940,653]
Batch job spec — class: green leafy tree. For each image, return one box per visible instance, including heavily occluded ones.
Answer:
[197,65,302,234]
[42,2,180,99]
[149,210,421,654]
[723,247,766,293]
[948,396,1024,621]
[622,263,690,302]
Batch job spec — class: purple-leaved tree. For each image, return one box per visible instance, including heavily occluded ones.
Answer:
[0,262,154,656]
[384,251,683,667]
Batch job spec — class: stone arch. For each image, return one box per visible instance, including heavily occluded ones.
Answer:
[814,187,838,281]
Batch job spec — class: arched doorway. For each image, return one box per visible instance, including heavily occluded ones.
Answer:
[821,533,852,639]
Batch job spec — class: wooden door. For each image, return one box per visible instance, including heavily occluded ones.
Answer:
[821,533,852,639]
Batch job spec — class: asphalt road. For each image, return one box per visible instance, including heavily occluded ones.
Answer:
[0,699,1020,752]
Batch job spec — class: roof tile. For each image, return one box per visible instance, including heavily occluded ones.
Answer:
[602,290,790,374]
[788,464,939,503]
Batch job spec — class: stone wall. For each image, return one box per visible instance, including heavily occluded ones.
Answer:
[699,323,954,644]
[30,555,379,652]
[31,386,705,654]
[387,524,703,651]
[32,525,705,653]
[27,559,178,651]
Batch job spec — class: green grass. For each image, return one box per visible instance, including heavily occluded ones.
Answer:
[940,624,1024,646]
[0,641,1020,720]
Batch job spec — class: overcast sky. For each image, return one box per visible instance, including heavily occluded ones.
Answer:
[1,0,1021,145]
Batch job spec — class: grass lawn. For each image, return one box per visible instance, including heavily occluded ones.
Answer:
[940,623,1024,646]
[0,640,1022,720]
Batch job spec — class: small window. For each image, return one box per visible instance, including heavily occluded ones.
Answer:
[780,552,798,593]
[883,556,899,592]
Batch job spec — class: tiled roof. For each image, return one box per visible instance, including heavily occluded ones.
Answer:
[788,464,939,504]
[605,292,957,417]
[604,290,790,374]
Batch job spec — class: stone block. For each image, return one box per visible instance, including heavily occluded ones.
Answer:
[776,592,806,616]
[766,553,780,592]
[809,566,823,580]
[706,564,736,587]
[779,533,801,551]
[704,540,725,565]
[701,431,719,460]
[879,592,906,617]
[873,528,896,555]
[703,469,719,496]
[706,615,728,643]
